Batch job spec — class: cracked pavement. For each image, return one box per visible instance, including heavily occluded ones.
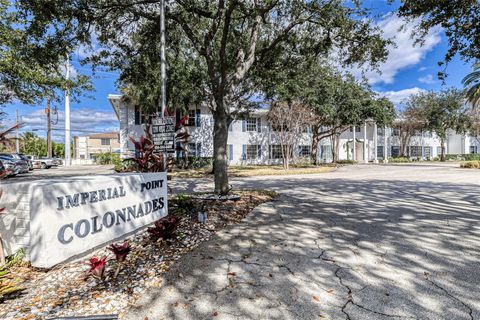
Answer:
[125,163,480,320]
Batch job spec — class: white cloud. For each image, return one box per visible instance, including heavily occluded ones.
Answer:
[379,87,427,105]
[418,74,436,84]
[20,108,119,142]
[418,66,427,71]
[354,14,442,85]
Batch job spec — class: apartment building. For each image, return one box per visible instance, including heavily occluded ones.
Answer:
[108,94,480,164]
[73,132,121,160]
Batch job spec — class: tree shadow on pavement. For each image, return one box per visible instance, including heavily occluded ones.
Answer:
[126,175,480,320]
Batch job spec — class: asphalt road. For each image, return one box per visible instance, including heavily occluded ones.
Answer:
[125,163,480,320]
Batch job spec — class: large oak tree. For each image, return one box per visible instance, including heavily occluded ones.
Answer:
[16,0,390,194]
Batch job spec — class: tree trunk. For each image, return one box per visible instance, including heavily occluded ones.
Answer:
[332,134,340,163]
[311,125,320,165]
[440,138,446,162]
[213,107,230,195]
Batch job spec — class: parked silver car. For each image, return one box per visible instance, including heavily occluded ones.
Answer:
[0,154,29,174]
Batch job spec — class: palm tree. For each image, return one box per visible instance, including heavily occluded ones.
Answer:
[463,61,480,108]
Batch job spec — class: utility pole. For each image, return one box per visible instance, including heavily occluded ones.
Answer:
[15,109,20,153]
[64,57,71,166]
[46,97,52,158]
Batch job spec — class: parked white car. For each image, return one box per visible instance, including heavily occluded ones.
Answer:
[28,156,56,169]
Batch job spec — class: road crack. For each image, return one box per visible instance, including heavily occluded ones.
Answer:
[424,274,473,320]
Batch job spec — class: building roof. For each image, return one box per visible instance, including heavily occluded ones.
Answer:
[83,132,119,139]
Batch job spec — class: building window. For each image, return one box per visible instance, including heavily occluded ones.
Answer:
[187,110,196,126]
[302,126,312,133]
[424,131,432,138]
[391,146,400,158]
[410,146,422,157]
[246,118,257,132]
[377,146,384,158]
[377,128,384,136]
[101,138,110,146]
[246,145,259,160]
[392,129,400,136]
[227,144,233,160]
[470,146,478,154]
[424,146,432,158]
[270,145,282,159]
[349,126,361,133]
[299,145,311,157]
[437,146,442,155]
[320,145,332,159]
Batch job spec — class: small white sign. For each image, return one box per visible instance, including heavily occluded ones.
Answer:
[29,173,168,267]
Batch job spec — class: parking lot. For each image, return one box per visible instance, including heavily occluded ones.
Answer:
[0,165,115,183]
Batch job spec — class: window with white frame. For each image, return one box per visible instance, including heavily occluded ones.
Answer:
[188,143,197,156]
[320,145,332,159]
[101,138,110,146]
[299,145,311,157]
[392,129,400,136]
[391,146,400,157]
[423,131,432,138]
[377,146,384,158]
[410,146,422,157]
[437,146,442,155]
[470,145,478,154]
[270,145,282,159]
[246,118,257,132]
[424,146,432,158]
[187,110,196,126]
[349,126,361,132]
[246,145,258,160]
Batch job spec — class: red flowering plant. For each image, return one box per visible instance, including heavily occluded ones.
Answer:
[108,242,130,263]
[147,216,180,241]
[85,256,107,281]
[108,242,131,279]
[127,125,166,173]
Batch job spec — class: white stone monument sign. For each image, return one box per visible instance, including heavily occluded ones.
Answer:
[3,172,168,268]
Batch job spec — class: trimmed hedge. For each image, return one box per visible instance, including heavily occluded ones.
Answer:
[388,157,411,163]
[445,154,480,161]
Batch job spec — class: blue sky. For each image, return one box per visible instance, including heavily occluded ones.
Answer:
[2,0,474,141]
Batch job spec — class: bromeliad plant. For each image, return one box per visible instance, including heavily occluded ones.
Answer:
[127,125,166,173]
[85,256,107,281]
[147,216,180,241]
[107,242,131,279]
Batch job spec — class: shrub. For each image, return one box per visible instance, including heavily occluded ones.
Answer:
[175,156,213,169]
[389,157,411,163]
[460,161,480,169]
[445,154,480,161]
[335,160,357,165]
[147,216,180,241]
[445,154,462,161]
[463,154,480,161]
[172,194,196,215]
[94,152,122,166]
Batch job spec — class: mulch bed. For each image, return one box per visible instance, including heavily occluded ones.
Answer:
[0,190,275,320]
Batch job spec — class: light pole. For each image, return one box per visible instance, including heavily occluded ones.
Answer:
[160,0,166,117]
[15,110,20,153]
[64,57,71,166]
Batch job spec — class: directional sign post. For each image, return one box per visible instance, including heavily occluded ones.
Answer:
[152,116,175,153]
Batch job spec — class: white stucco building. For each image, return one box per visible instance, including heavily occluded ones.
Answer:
[108,94,480,164]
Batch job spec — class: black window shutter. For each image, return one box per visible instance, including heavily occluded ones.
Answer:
[196,109,201,127]
[134,106,140,125]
